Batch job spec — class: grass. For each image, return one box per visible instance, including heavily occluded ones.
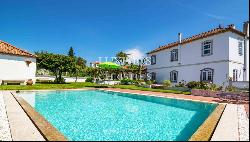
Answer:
[111,85,191,95]
[0,83,191,95]
[0,82,96,90]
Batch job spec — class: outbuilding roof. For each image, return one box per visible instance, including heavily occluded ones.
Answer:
[0,40,36,58]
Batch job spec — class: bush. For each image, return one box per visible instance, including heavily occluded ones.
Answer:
[175,80,186,87]
[217,86,223,91]
[163,80,172,87]
[198,82,210,90]
[186,81,213,90]
[209,83,217,91]
[86,77,94,83]
[145,80,153,85]
[36,79,54,84]
[186,81,200,89]
[26,79,33,85]
[225,86,237,92]
[120,79,134,85]
[54,77,65,84]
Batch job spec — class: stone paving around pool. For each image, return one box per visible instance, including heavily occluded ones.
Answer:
[0,92,12,141]
[1,91,45,141]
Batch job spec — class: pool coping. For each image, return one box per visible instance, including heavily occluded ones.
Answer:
[189,104,226,141]
[12,88,226,141]
[11,92,68,141]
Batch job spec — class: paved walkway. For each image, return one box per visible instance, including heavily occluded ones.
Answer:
[3,92,45,141]
[101,88,221,103]
[211,104,239,141]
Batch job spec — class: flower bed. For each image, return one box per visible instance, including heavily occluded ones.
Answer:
[191,89,249,101]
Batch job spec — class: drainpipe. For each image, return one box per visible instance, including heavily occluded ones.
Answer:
[243,21,249,81]
[178,33,182,65]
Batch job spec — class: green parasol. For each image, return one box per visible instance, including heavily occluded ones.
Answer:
[98,62,120,69]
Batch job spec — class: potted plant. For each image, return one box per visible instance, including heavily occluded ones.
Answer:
[26,79,33,85]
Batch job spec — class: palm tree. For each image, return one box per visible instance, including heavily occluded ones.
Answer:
[115,51,129,66]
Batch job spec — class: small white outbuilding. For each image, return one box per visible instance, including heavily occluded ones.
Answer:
[0,40,36,85]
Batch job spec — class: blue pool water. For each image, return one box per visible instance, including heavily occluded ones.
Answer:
[19,90,217,141]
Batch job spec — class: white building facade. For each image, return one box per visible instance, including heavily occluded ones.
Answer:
[147,22,249,86]
[0,41,36,85]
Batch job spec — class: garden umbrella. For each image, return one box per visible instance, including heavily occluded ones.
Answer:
[98,62,120,69]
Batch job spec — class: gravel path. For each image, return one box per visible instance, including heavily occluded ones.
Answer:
[0,92,12,141]
[238,105,249,141]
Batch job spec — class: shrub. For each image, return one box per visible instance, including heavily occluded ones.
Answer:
[175,80,186,87]
[120,79,134,85]
[225,86,237,92]
[146,80,153,85]
[186,81,200,89]
[86,77,94,83]
[163,80,172,87]
[26,79,33,85]
[36,79,53,84]
[209,83,217,91]
[199,82,210,90]
[54,77,65,84]
[217,86,223,91]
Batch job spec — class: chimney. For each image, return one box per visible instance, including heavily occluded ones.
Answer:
[178,33,182,43]
[228,24,235,29]
[219,24,224,29]
[243,21,249,37]
[178,33,182,65]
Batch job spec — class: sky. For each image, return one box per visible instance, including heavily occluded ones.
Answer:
[0,0,249,64]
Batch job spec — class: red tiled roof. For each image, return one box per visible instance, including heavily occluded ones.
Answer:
[147,25,246,54]
[0,40,36,58]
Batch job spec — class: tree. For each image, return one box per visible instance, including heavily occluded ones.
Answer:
[71,57,87,82]
[115,51,129,66]
[68,47,75,57]
[36,51,75,84]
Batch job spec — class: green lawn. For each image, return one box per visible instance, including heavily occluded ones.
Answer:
[0,83,191,95]
[0,82,96,90]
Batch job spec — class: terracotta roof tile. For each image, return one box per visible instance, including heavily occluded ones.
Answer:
[147,25,246,54]
[0,40,36,58]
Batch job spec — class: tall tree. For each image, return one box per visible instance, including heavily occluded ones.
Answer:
[68,47,75,57]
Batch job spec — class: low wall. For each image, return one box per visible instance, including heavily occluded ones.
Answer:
[231,81,249,89]
[191,89,249,101]
[36,76,86,83]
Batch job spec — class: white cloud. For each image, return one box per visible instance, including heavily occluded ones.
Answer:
[125,48,145,63]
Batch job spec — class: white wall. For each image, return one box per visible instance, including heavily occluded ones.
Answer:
[0,54,36,84]
[146,31,247,85]
[148,32,230,70]
[148,62,229,86]
[36,76,86,83]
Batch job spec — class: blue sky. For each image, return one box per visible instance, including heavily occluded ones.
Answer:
[0,0,248,64]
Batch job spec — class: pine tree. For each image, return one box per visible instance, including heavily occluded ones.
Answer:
[68,47,75,57]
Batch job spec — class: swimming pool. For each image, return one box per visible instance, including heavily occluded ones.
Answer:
[18,90,217,141]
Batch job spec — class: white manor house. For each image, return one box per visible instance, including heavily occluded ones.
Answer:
[147,21,249,86]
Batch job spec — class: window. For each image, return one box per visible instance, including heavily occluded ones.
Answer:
[202,40,213,56]
[151,72,156,80]
[233,69,238,81]
[238,40,243,56]
[200,68,213,82]
[170,49,178,61]
[170,70,178,82]
[151,55,156,65]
